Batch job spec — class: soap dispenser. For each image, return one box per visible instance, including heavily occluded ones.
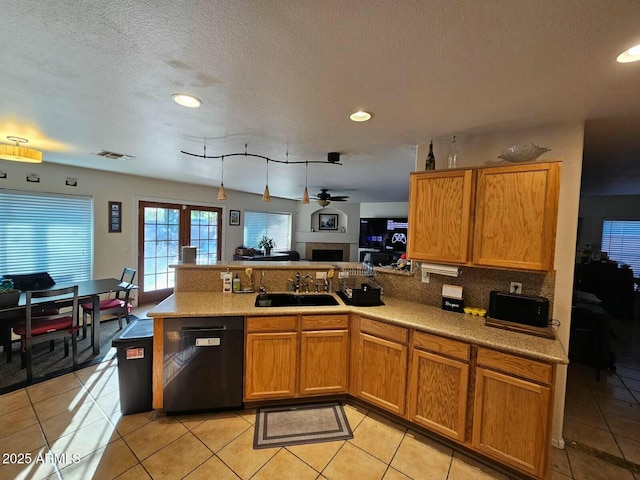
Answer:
[223,268,232,293]
[232,273,241,292]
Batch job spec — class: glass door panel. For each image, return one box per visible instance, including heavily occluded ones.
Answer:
[138,202,222,304]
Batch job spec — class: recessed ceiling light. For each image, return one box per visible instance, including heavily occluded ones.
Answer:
[172,93,202,108]
[349,110,372,122]
[616,44,640,63]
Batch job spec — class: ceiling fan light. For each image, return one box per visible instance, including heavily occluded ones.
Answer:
[302,186,310,204]
[217,182,227,200]
[262,185,271,202]
[0,137,43,163]
[317,199,330,207]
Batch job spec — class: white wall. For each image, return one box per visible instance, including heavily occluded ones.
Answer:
[0,161,298,279]
[360,202,408,218]
[415,120,585,448]
[294,202,360,260]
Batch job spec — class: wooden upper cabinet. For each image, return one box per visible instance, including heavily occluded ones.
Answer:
[473,162,561,271]
[407,161,561,272]
[407,169,474,264]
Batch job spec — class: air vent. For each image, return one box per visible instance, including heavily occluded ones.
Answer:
[93,150,134,160]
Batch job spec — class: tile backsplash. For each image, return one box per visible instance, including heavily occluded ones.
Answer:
[375,265,555,311]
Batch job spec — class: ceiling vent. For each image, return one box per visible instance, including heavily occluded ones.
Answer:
[93,150,134,160]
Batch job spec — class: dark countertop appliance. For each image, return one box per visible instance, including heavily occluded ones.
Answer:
[488,291,550,328]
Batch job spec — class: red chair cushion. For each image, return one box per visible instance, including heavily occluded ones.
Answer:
[12,316,73,336]
[82,298,129,311]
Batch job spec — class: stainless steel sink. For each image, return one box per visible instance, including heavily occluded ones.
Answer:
[254,293,339,307]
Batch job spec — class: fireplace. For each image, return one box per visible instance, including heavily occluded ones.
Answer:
[312,249,344,262]
[305,242,350,261]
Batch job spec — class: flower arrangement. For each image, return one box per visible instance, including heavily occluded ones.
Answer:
[258,235,276,251]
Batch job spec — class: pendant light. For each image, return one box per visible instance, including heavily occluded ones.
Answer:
[302,161,310,204]
[262,159,271,202]
[217,155,227,200]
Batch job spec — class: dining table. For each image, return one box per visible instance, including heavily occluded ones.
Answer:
[0,278,137,355]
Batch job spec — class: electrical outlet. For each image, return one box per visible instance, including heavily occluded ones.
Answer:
[316,271,327,279]
[422,270,430,283]
[339,271,349,279]
[220,271,226,279]
[510,282,522,294]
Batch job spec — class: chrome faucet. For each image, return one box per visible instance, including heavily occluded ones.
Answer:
[259,271,266,295]
[295,272,314,293]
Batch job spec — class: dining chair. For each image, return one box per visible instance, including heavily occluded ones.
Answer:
[12,285,79,382]
[81,267,136,345]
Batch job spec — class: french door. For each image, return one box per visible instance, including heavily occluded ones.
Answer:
[138,201,222,304]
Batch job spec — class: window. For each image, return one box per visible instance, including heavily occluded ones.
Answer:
[243,211,292,251]
[601,219,640,274]
[138,201,222,304]
[0,190,93,283]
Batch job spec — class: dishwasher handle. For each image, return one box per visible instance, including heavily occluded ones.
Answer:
[181,326,227,332]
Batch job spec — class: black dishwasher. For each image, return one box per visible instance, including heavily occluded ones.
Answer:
[163,317,244,413]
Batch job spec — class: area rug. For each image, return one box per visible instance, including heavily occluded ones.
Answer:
[253,402,353,449]
[0,314,146,395]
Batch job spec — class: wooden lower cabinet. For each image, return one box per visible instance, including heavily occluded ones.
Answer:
[408,348,469,442]
[244,314,349,400]
[352,316,408,415]
[243,314,556,479]
[300,329,349,395]
[472,348,553,478]
[245,331,298,400]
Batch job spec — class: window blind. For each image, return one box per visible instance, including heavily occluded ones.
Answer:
[601,219,640,274]
[0,190,93,283]
[243,211,291,251]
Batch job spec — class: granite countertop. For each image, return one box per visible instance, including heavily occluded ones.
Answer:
[149,292,569,365]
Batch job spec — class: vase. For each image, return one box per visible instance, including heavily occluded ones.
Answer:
[265,248,272,256]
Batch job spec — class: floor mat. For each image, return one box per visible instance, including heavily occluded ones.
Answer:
[253,402,353,449]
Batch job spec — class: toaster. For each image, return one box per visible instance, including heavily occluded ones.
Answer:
[488,291,550,328]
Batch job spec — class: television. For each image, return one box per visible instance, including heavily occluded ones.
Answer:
[359,217,409,252]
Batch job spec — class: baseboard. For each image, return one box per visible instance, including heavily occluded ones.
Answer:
[552,437,565,449]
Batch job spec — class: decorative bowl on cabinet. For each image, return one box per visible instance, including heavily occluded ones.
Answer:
[498,144,551,163]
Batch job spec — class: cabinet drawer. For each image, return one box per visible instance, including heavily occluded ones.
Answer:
[477,348,552,385]
[302,314,348,330]
[360,317,408,344]
[413,331,470,362]
[246,316,298,332]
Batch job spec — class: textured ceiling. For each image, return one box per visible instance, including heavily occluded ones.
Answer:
[1,0,639,201]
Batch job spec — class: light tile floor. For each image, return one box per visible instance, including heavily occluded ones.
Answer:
[1,306,640,479]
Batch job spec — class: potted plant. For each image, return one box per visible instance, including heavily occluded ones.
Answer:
[258,235,276,256]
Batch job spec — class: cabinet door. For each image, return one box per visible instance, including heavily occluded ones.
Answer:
[300,329,349,395]
[472,367,550,478]
[355,332,407,415]
[245,332,298,400]
[473,162,560,271]
[407,170,474,264]
[408,349,469,442]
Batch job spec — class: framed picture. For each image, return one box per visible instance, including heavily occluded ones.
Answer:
[229,209,240,225]
[319,213,338,230]
[108,201,122,233]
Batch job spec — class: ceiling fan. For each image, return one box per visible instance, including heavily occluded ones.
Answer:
[314,188,349,207]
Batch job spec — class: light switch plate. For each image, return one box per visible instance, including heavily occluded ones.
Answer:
[422,270,430,283]
[316,271,327,279]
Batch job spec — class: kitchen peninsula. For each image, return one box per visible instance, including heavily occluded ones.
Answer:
[148,262,568,479]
